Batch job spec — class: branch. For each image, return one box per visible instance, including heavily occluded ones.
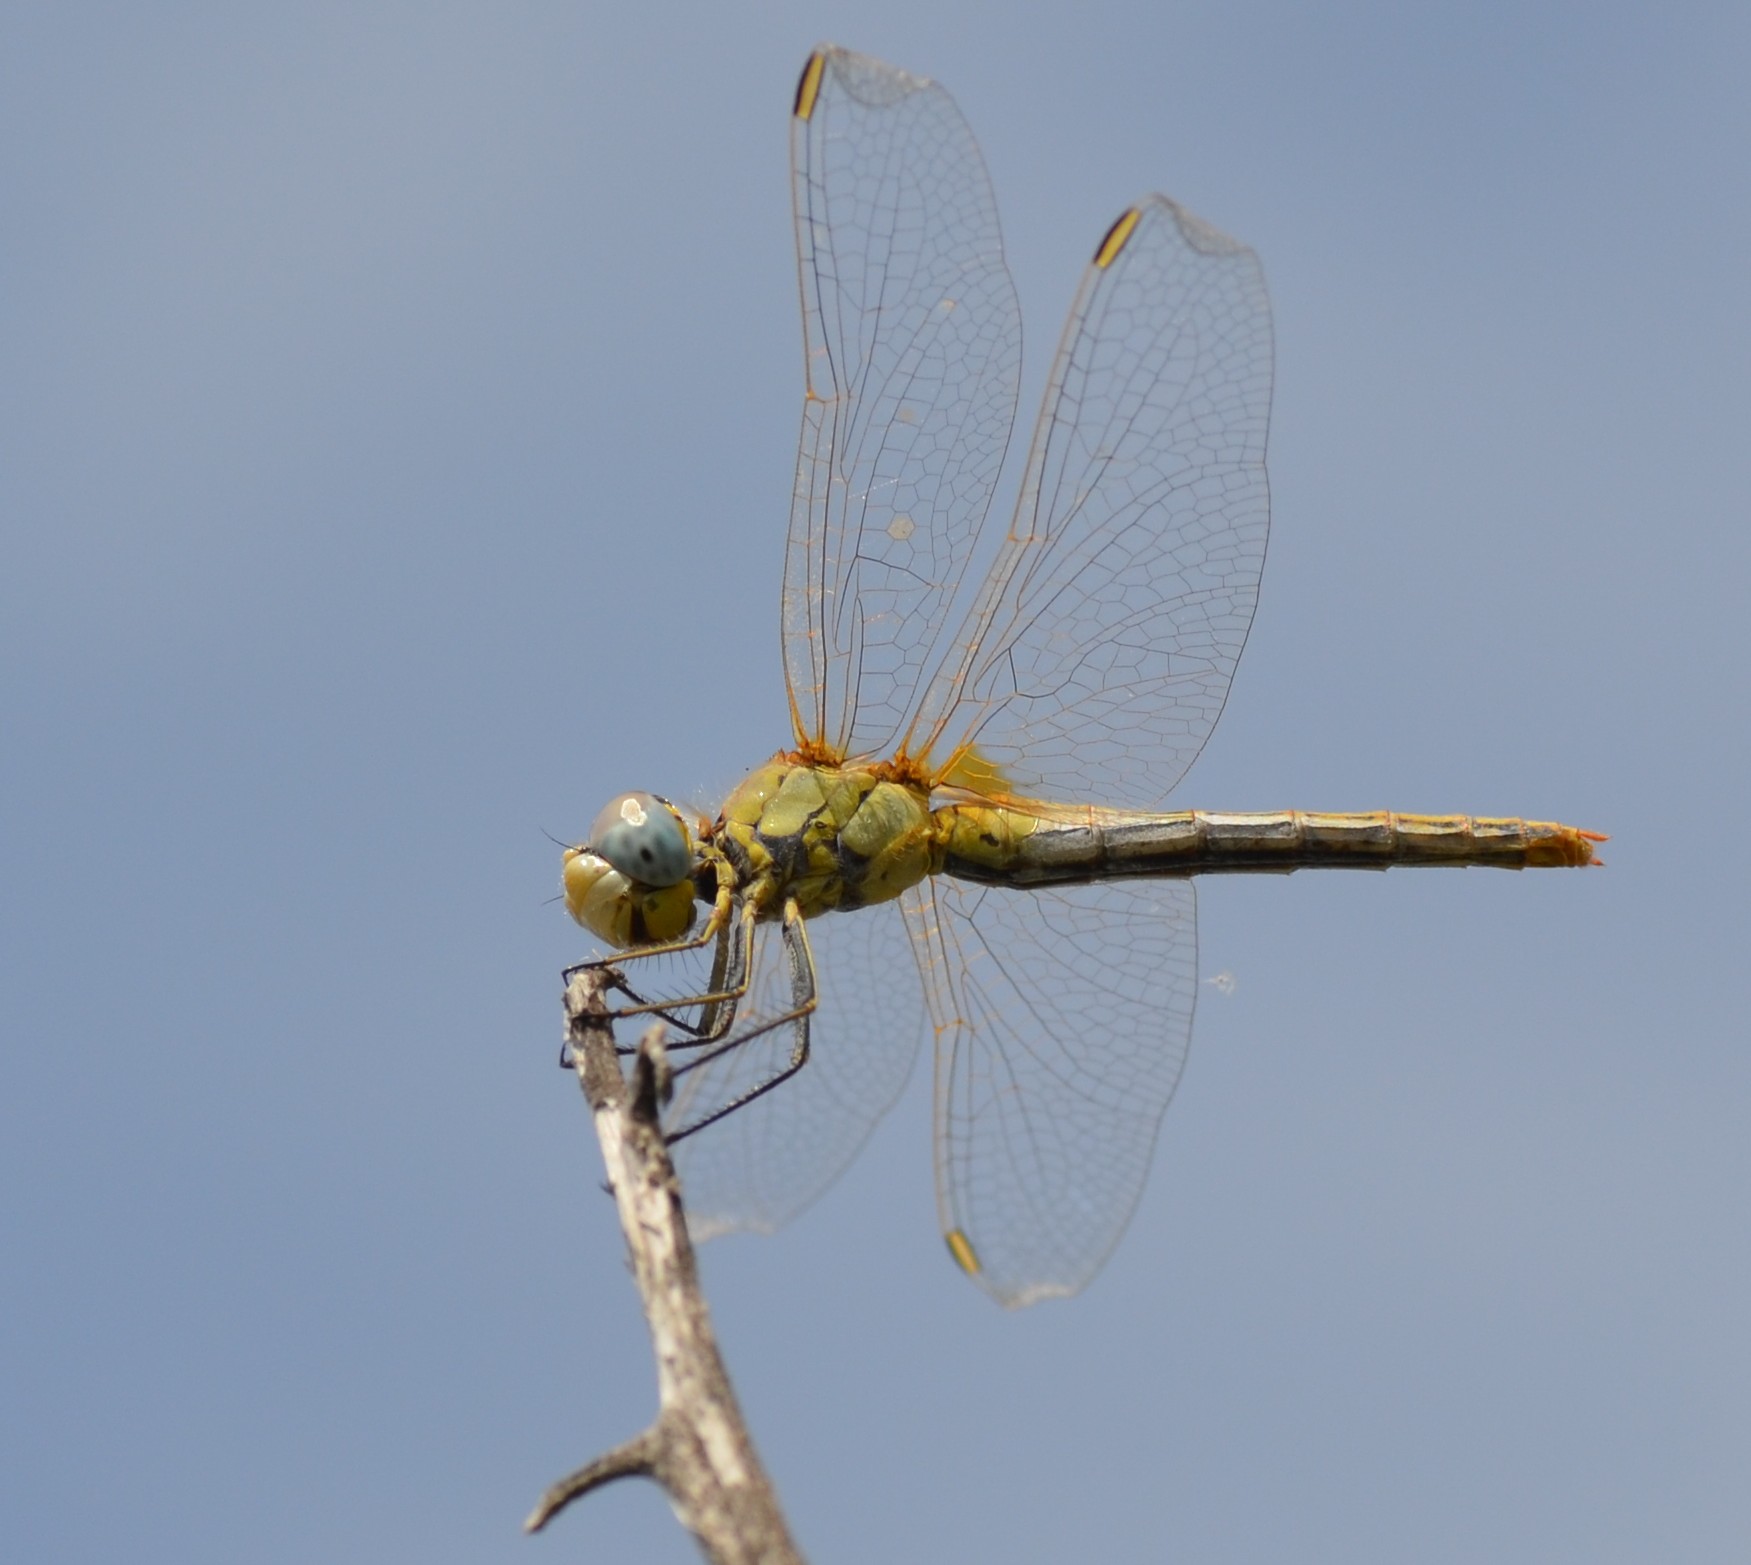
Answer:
[526,968,804,1565]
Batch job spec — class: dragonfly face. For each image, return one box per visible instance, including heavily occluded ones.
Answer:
[563,791,700,948]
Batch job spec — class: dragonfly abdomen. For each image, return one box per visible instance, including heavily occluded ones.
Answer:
[936,806,1603,886]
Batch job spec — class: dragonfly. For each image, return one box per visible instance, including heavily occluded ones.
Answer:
[563,45,1602,1307]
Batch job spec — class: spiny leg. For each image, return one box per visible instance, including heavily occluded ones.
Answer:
[667,898,820,1144]
[691,892,754,1042]
[620,899,762,1057]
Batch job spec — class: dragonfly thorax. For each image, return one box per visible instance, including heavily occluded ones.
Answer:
[715,758,940,920]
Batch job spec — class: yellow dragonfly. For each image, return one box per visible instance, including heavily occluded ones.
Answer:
[564,45,1602,1307]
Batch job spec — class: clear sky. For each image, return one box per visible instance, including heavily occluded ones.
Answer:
[5,2,1748,1561]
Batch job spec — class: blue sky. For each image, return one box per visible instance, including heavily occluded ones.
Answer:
[5,2,1748,1560]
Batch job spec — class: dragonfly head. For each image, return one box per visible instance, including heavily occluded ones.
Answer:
[563,791,700,948]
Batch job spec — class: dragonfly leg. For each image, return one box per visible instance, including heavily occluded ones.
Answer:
[622,898,761,1055]
[667,898,820,1144]
[558,861,756,1067]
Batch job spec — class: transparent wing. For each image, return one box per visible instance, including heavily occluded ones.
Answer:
[666,898,928,1240]
[909,875,1200,1305]
[784,46,1022,759]
[912,196,1272,810]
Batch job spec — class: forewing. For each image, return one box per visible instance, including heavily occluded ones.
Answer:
[785,46,1022,758]
[665,899,927,1240]
[907,875,1200,1305]
[914,196,1272,810]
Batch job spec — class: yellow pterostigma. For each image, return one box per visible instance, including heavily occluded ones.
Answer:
[563,46,1603,1307]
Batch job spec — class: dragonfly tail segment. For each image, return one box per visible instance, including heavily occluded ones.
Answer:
[936,806,1605,887]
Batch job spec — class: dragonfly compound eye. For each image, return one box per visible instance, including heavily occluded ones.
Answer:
[588,791,694,888]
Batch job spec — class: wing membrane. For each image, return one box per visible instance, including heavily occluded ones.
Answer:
[785,46,1022,759]
[673,63,1271,1301]
[666,899,927,1239]
[910,875,1200,1305]
[912,196,1272,809]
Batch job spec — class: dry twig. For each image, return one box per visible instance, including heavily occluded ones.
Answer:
[525,968,803,1565]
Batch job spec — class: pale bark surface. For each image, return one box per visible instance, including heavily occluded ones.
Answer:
[525,969,804,1565]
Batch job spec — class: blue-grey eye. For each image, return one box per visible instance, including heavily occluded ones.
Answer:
[589,792,693,887]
